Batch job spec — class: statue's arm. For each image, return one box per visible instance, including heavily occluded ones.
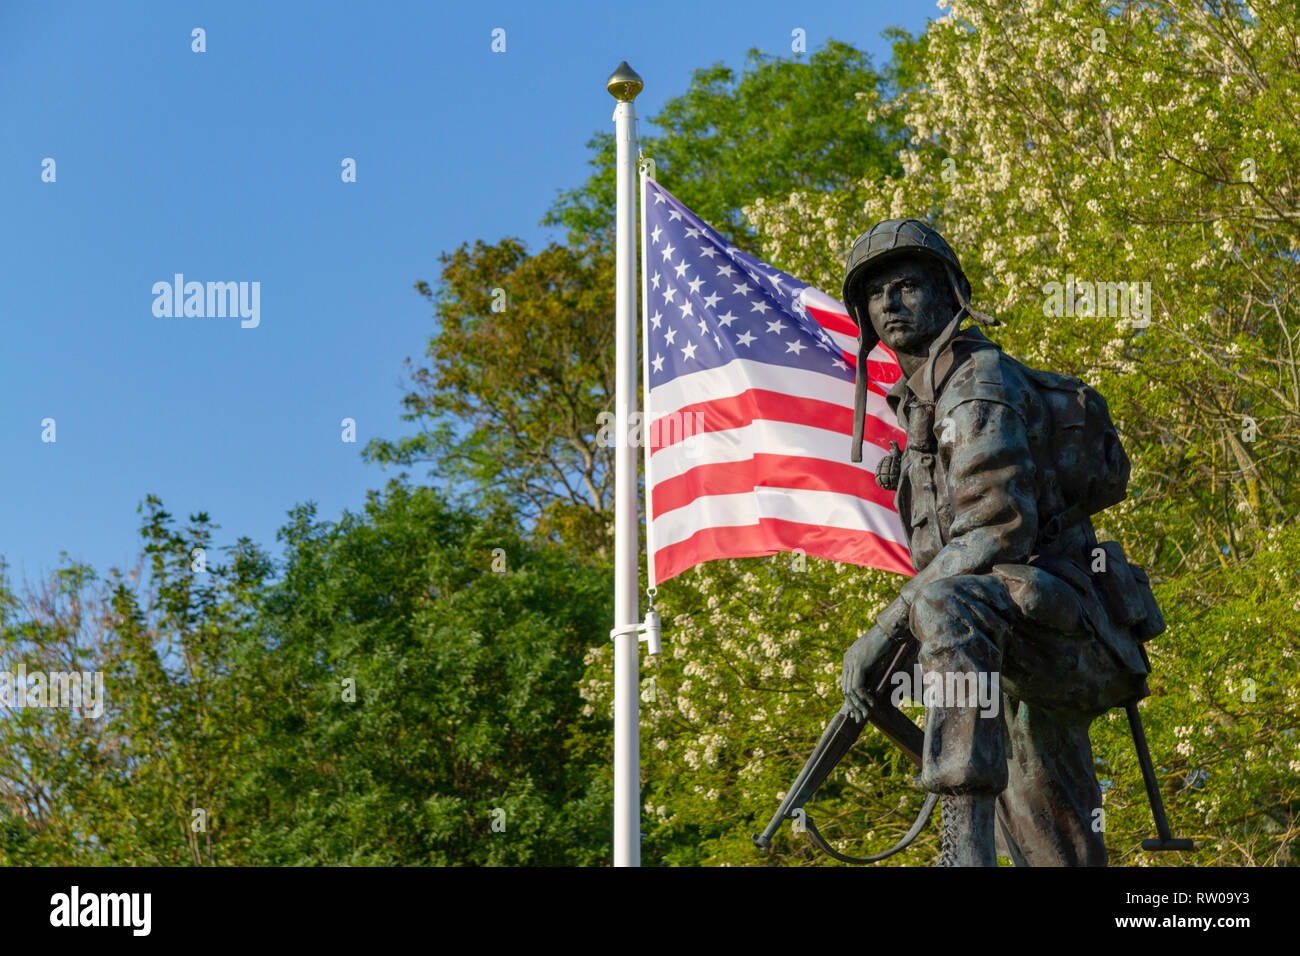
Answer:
[874,397,1038,640]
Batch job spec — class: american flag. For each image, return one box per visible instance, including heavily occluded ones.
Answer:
[641,178,914,585]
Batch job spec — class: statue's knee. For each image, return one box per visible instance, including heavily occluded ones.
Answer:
[909,576,990,642]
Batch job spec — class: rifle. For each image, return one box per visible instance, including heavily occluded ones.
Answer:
[752,641,939,863]
[754,642,1196,863]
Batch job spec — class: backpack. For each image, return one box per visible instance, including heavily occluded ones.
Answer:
[999,356,1163,641]
[1001,357,1132,545]
[879,334,1133,548]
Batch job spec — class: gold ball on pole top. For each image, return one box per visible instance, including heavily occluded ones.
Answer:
[606,61,643,101]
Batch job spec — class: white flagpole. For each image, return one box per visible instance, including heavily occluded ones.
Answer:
[607,60,645,868]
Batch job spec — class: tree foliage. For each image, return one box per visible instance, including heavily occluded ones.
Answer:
[0,486,613,865]
[364,237,619,559]
[245,482,612,865]
[544,40,908,247]
[0,499,272,865]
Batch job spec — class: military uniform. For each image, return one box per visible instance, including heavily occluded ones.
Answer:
[840,220,1164,866]
[869,317,1158,865]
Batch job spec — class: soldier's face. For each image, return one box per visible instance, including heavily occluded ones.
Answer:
[860,256,955,355]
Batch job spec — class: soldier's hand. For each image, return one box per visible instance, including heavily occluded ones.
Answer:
[841,626,893,723]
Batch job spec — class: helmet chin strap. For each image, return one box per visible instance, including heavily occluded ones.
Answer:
[849,266,998,463]
[850,298,870,463]
[944,263,1000,329]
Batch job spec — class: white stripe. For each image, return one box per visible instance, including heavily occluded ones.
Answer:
[800,285,850,318]
[647,351,901,425]
[827,328,858,354]
[651,487,907,548]
[648,380,897,445]
[648,356,851,415]
[802,289,859,354]
[649,412,895,484]
[797,289,900,370]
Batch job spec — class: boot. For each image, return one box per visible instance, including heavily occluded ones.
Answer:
[937,794,998,866]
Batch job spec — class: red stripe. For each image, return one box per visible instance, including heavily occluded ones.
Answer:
[652,518,914,584]
[865,358,902,385]
[652,453,898,516]
[806,307,906,375]
[807,303,859,338]
[843,352,905,390]
[802,303,903,387]
[649,388,904,452]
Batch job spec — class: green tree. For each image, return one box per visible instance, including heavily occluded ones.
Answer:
[364,237,618,559]
[544,40,908,247]
[1,486,617,866]
[0,501,273,865]
[238,481,613,865]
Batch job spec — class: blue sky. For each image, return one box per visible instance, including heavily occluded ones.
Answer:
[0,0,936,586]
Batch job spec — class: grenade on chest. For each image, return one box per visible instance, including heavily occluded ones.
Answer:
[875,441,903,491]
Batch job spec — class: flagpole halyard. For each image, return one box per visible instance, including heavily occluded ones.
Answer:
[639,152,657,590]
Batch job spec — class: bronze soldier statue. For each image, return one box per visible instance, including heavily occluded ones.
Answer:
[838,220,1166,866]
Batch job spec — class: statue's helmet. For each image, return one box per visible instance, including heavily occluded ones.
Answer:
[842,219,982,463]
[841,219,970,346]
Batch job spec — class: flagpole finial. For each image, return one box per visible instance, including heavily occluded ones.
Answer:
[606,61,644,101]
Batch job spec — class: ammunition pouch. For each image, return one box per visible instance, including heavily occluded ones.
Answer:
[1093,541,1166,642]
